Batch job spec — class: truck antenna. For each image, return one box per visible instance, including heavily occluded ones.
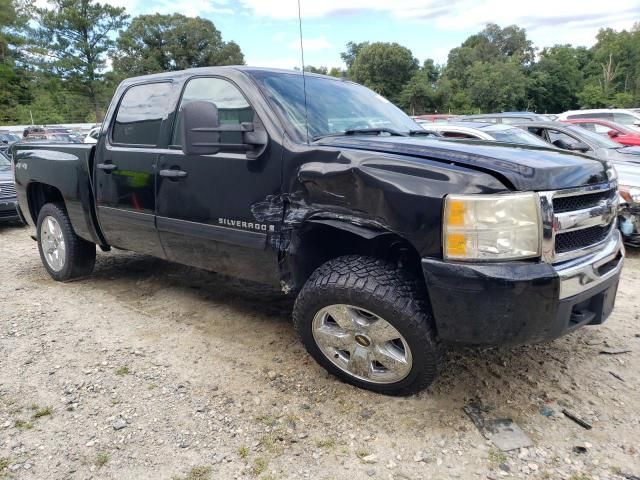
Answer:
[297,0,310,144]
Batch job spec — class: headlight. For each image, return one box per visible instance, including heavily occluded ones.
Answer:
[443,193,541,261]
[619,185,640,204]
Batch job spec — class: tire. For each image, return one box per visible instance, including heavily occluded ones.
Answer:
[36,202,96,281]
[293,255,441,395]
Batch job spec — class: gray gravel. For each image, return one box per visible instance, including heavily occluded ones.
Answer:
[0,223,639,479]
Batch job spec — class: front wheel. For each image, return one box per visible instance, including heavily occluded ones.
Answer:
[293,256,441,395]
[37,203,96,281]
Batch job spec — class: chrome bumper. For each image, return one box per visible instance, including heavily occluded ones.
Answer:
[556,230,624,299]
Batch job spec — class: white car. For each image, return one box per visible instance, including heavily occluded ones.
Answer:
[424,122,552,148]
[557,109,640,132]
[84,127,100,144]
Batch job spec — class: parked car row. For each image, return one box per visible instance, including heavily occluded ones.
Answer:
[0,151,20,223]
[0,131,20,157]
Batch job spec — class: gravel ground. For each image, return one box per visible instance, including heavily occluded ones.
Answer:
[0,223,639,480]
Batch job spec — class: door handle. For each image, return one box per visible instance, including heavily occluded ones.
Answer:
[97,163,118,172]
[159,169,188,178]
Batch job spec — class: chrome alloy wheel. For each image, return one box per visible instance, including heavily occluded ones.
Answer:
[40,215,66,272]
[311,304,413,384]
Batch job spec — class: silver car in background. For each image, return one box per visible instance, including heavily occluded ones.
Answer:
[423,122,554,147]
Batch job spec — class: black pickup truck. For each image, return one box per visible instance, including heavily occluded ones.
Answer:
[12,67,624,394]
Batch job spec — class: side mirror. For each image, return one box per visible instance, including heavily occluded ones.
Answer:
[568,141,591,152]
[553,139,590,152]
[1,140,7,144]
[181,101,268,159]
[607,130,620,138]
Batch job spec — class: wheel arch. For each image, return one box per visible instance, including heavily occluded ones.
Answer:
[284,218,425,293]
[26,181,107,248]
[26,182,65,225]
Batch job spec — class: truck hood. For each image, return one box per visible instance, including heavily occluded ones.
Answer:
[317,137,609,191]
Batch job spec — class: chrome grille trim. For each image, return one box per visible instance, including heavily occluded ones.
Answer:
[540,183,618,264]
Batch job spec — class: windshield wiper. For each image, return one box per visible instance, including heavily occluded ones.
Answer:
[312,128,407,142]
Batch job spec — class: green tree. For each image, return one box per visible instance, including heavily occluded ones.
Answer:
[583,25,640,106]
[340,41,368,70]
[0,0,33,124]
[398,61,444,114]
[467,60,527,112]
[33,0,129,122]
[328,67,346,78]
[527,45,586,113]
[303,65,328,74]
[442,23,535,113]
[112,13,243,77]
[350,42,418,101]
[399,71,433,115]
[577,83,610,108]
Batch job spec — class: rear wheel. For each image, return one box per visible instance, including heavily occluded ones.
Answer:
[293,255,441,395]
[37,203,96,281]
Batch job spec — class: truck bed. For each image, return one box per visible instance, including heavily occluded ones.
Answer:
[12,143,104,245]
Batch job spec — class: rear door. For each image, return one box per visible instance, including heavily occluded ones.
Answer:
[154,75,283,285]
[95,81,172,257]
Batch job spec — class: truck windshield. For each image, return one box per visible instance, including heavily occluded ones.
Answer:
[249,71,420,141]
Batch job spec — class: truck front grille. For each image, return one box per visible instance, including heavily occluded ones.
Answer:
[0,182,16,199]
[555,225,612,254]
[540,184,618,263]
[552,189,613,213]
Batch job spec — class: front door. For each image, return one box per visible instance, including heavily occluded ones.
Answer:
[95,81,173,257]
[155,76,282,285]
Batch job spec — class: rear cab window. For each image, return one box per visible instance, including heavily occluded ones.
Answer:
[112,82,173,146]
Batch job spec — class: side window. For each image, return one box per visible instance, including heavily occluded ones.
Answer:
[442,131,477,139]
[570,113,612,121]
[172,77,253,147]
[547,130,584,149]
[592,123,613,135]
[112,82,172,146]
[577,122,596,132]
[613,113,636,126]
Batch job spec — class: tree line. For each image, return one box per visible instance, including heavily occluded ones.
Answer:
[327,23,640,115]
[1,0,639,125]
[0,0,244,124]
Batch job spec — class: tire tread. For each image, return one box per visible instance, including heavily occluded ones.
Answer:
[37,202,96,281]
[293,255,442,395]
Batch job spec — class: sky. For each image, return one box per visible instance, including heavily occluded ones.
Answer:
[81,0,640,69]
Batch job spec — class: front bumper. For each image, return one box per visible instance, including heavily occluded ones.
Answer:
[422,230,624,346]
[0,198,20,222]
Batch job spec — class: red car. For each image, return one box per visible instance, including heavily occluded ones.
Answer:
[413,114,457,124]
[563,118,640,146]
